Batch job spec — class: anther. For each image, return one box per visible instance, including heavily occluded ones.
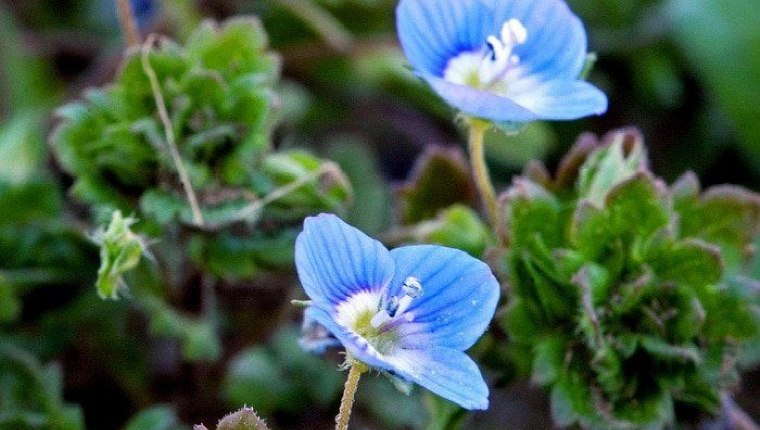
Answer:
[402,276,423,298]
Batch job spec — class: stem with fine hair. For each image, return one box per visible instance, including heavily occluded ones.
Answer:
[115,0,140,47]
[335,361,367,430]
[468,118,497,227]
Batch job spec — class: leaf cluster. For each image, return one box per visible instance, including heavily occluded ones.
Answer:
[499,128,760,429]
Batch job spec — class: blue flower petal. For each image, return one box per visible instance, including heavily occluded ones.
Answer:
[386,245,500,350]
[295,214,394,307]
[423,74,540,122]
[383,347,490,410]
[305,305,390,369]
[509,79,608,120]
[491,0,587,80]
[298,307,341,354]
[396,0,494,76]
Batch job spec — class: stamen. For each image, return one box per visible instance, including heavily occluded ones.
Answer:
[370,310,392,328]
[481,19,528,87]
[402,276,423,298]
[501,18,528,47]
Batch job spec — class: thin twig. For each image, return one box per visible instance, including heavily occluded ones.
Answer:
[141,35,205,226]
[116,0,140,47]
[234,162,337,222]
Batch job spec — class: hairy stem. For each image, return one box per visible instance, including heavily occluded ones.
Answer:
[335,361,367,430]
[141,35,205,226]
[467,119,497,228]
[116,0,140,47]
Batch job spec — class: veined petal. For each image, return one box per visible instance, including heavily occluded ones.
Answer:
[396,0,494,76]
[383,347,490,410]
[306,305,389,369]
[491,0,587,80]
[295,214,394,307]
[298,307,341,354]
[423,74,539,122]
[387,245,500,350]
[509,79,608,120]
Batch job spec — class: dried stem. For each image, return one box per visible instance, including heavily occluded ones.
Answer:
[141,35,205,226]
[234,162,337,223]
[335,361,367,430]
[468,119,498,228]
[116,0,140,47]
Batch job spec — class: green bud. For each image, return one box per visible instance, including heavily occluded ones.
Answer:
[577,128,646,207]
[93,211,146,300]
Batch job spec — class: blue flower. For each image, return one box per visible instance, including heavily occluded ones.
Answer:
[295,214,500,410]
[396,0,608,122]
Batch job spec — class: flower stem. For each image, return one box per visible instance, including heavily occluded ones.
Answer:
[335,361,367,430]
[115,0,140,47]
[467,119,497,228]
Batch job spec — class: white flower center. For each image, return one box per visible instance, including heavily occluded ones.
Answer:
[443,19,528,95]
[333,277,424,354]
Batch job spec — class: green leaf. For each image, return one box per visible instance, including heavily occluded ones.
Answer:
[677,185,760,271]
[397,146,476,224]
[0,112,46,184]
[639,337,701,363]
[499,178,562,250]
[667,0,760,153]
[645,238,723,286]
[531,335,567,386]
[410,205,491,257]
[325,139,392,234]
[0,276,20,323]
[0,182,62,225]
[484,121,556,169]
[577,129,647,207]
[604,173,670,246]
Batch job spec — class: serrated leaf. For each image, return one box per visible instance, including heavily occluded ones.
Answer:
[677,185,760,271]
[531,335,566,386]
[639,337,701,363]
[499,178,562,250]
[645,238,723,286]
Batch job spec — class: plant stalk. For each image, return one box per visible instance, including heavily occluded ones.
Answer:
[141,35,205,226]
[467,119,497,228]
[116,0,140,47]
[335,361,367,430]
